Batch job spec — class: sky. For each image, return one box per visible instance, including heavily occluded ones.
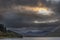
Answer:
[0,0,60,28]
[46,0,60,3]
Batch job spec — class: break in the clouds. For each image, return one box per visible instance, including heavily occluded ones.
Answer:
[46,0,60,3]
[33,19,59,23]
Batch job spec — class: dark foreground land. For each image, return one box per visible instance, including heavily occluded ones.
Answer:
[0,30,23,38]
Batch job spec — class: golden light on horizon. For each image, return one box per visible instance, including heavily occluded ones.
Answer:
[37,7,53,16]
[13,3,54,16]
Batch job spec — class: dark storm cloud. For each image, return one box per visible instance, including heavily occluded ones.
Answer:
[2,10,35,27]
[0,0,49,7]
[0,0,38,7]
[0,0,60,7]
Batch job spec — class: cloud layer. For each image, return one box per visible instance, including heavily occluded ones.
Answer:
[0,0,60,28]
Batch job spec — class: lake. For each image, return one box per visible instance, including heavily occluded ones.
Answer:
[0,37,60,40]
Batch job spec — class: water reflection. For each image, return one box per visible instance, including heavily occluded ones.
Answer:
[0,37,60,40]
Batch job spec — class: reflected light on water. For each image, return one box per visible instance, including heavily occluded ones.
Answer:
[0,37,60,40]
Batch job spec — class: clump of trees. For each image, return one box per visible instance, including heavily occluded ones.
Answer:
[0,24,6,32]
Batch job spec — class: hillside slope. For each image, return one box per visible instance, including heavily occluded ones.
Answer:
[0,30,23,38]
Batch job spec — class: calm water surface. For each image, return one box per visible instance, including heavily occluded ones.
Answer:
[0,37,60,40]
